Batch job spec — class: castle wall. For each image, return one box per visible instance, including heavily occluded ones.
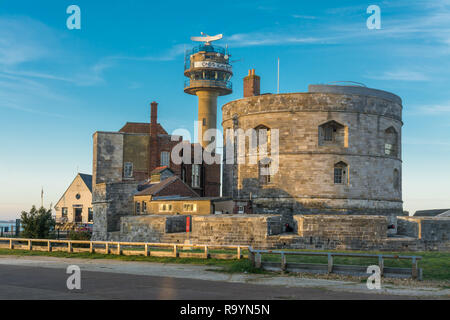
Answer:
[293,215,387,240]
[397,217,450,241]
[92,181,140,240]
[222,89,403,217]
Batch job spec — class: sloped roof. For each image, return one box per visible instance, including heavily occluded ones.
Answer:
[119,122,167,135]
[151,166,172,174]
[414,209,450,217]
[78,173,92,192]
[135,176,198,197]
[437,210,450,217]
[55,173,92,208]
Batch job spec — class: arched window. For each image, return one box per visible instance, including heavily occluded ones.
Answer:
[259,158,271,185]
[393,169,400,191]
[254,125,271,156]
[384,127,398,157]
[319,121,347,147]
[334,161,348,185]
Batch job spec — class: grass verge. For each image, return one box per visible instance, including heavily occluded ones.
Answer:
[0,248,448,281]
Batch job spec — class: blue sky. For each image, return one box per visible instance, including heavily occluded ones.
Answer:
[1,0,449,219]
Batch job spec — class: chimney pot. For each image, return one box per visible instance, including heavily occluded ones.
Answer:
[243,69,260,98]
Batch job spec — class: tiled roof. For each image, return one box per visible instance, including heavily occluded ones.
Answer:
[414,209,450,217]
[78,173,92,192]
[119,122,168,135]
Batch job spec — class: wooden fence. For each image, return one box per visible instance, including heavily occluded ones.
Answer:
[248,247,423,280]
[0,238,248,260]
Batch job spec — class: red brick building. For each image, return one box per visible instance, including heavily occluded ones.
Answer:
[93,101,220,197]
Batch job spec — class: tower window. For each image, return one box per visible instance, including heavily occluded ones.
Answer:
[384,127,398,157]
[124,162,133,178]
[192,164,201,188]
[319,121,347,147]
[161,152,170,167]
[259,159,271,185]
[334,161,348,185]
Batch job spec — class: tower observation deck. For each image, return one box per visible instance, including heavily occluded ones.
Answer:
[184,33,233,149]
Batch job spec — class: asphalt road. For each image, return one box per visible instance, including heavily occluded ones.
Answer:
[0,264,420,300]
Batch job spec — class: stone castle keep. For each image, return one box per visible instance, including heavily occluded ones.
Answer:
[92,37,449,251]
[223,82,403,219]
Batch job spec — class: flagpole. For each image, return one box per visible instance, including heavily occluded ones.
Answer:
[277,57,280,94]
[41,187,44,208]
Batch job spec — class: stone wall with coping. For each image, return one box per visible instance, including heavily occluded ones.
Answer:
[293,215,387,240]
[397,217,450,241]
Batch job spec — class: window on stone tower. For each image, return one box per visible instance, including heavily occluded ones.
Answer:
[192,164,201,188]
[161,151,170,167]
[393,169,400,190]
[334,161,348,184]
[255,125,271,156]
[384,127,398,157]
[319,121,347,147]
[259,159,271,185]
[124,162,133,178]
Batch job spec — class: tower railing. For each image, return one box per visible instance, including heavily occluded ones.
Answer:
[184,79,232,90]
[186,44,226,57]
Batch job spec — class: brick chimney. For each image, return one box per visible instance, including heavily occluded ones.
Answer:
[150,101,158,136]
[149,101,159,176]
[243,69,260,98]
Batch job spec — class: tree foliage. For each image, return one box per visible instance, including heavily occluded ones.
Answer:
[20,206,55,239]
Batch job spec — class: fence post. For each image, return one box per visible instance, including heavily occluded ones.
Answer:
[281,252,287,272]
[47,241,52,252]
[68,241,72,253]
[204,246,209,259]
[105,242,109,254]
[248,247,255,266]
[9,239,13,250]
[255,252,262,269]
[90,242,94,253]
[378,255,384,277]
[327,254,333,274]
[117,243,121,255]
[145,243,149,257]
[412,257,418,280]
[28,240,32,251]
[237,246,241,260]
[173,245,179,258]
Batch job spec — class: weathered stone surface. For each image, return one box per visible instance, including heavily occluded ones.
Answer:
[222,90,403,219]
[397,217,450,241]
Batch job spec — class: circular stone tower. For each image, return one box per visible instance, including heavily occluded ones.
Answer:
[184,34,233,148]
[222,82,403,220]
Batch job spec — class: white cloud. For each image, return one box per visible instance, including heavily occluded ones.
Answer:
[366,70,430,81]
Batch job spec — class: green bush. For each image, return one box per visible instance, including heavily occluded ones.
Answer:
[68,230,92,241]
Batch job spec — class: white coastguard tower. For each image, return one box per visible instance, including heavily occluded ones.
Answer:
[184,33,233,149]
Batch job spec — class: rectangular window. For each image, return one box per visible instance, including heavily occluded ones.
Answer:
[135,202,140,214]
[142,201,147,213]
[62,207,68,218]
[324,127,333,141]
[334,168,343,184]
[183,203,197,212]
[192,164,201,188]
[124,162,133,178]
[159,203,173,212]
[385,143,394,155]
[88,208,93,222]
[238,206,245,214]
[161,151,170,167]
[259,163,271,185]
